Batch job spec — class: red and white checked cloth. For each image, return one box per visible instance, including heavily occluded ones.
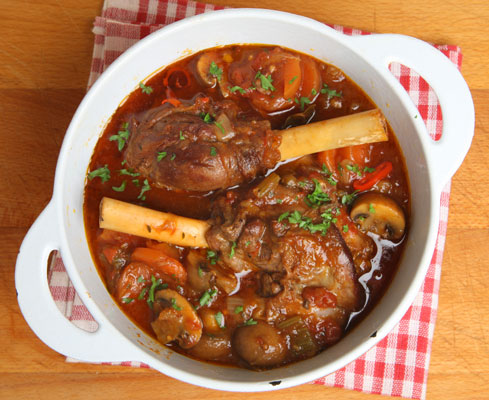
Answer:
[48,0,463,398]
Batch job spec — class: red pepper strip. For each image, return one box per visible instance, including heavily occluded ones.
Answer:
[352,161,393,191]
[161,98,182,107]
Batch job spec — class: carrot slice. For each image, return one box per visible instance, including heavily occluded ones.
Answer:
[161,98,182,107]
[283,58,302,99]
[131,247,187,284]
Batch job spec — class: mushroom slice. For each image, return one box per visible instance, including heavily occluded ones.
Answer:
[196,52,221,87]
[151,289,203,349]
[350,192,406,241]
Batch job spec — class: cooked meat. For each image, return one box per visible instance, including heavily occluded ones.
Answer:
[124,97,281,191]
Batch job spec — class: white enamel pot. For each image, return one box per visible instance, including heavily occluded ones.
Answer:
[15,9,474,391]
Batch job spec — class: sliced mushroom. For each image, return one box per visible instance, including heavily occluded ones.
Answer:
[196,52,221,87]
[186,251,213,293]
[350,192,406,241]
[151,289,202,349]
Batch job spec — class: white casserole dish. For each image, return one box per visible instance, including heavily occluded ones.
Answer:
[15,8,474,392]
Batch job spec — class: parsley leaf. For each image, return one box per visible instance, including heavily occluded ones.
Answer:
[209,62,223,82]
[255,71,275,91]
[229,85,246,94]
[157,151,167,161]
[171,298,182,311]
[139,82,153,95]
[306,179,331,207]
[119,168,140,177]
[112,181,126,192]
[179,130,185,140]
[341,191,358,205]
[321,84,342,98]
[234,305,244,314]
[229,241,237,258]
[109,122,130,151]
[137,179,151,200]
[210,146,217,156]
[88,165,110,183]
[243,318,258,326]
[207,250,219,265]
[122,297,133,304]
[215,311,225,328]
[289,76,298,84]
[199,288,217,307]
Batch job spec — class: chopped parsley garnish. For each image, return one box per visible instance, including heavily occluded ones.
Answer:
[341,191,358,205]
[209,62,223,82]
[122,297,133,304]
[112,181,126,192]
[179,130,185,140]
[343,225,349,233]
[138,287,148,300]
[109,122,130,151]
[200,112,214,123]
[321,84,342,98]
[276,198,283,204]
[137,276,146,284]
[215,311,225,328]
[243,318,258,326]
[171,298,182,311]
[157,151,167,161]
[306,179,331,207]
[369,203,376,214]
[298,96,311,111]
[210,146,217,156]
[282,209,337,235]
[327,177,337,186]
[229,241,237,258]
[234,305,244,314]
[289,76,298,84]
[206,250,218,265]
[278,211,290,222]
[146,275,168,308]
[119,168,139,177]
[170,153,176,161]
[255,71,275,91]
[311,88,317,96]
[364,166,376,173]
[139,82,153,94]
[137,179,151,200]
[322,164,332,175]
[88,165,110,183]
[214,121,225,135]
[199,288,218,307]
[346,163,362,176]
[198,265,203,277]
[229,85,246,94]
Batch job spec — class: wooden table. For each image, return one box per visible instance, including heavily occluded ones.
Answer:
[1,0,488,398]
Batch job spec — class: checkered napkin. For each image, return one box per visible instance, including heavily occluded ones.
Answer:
[48,0,463,398]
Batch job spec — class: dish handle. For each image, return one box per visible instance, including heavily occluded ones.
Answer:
[351,34,475,190]
[15,201,140,363]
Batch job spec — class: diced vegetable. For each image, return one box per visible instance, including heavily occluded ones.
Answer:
[131,247,187,284]
[353,161,393,191]
[278,316,317,358]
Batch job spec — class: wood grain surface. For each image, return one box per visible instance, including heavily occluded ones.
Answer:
[1,0,488,399]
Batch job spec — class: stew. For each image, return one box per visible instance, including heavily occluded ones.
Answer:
[84,45,410,370]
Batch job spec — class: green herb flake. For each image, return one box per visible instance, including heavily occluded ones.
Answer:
[139,82,154,95]
[170,153,176,161]
[369,203,376,214]
[243,318,258,326]
[341,191,358,205]
[171,298,182,311]
[311,88,317,96]
[109,123,131,151]
[122,297,133,304]
[137,276,145,284]
[229,85,246,94]
[327,177,337,186]
[137,179,151,200]
[346,163,362,176]
[322,164,332,176]
[276,198,283,204]
[200,112,214,123]
[306,179,331,207]
[215,311,225,328]
[209,61,223,82]
[255,71,275,91]
[364,166,376,173]
[321,84,342,98]
[199,288,217,307]
[214,121,225,135]
[207,250,219,265]
[278,211,290,222]
[299,96,311,111]
[289,76,298,85]
[198,265,203,278]
[210,146,217,157]
[179,130,185,140]
[229,241,237,259]
[157,151,167,161]
[234,305,244,314]
[119,168,140,177]
[88,165,111,183]
[138,287,149,300]
[112,181,127,192]
[343,225,349,233]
